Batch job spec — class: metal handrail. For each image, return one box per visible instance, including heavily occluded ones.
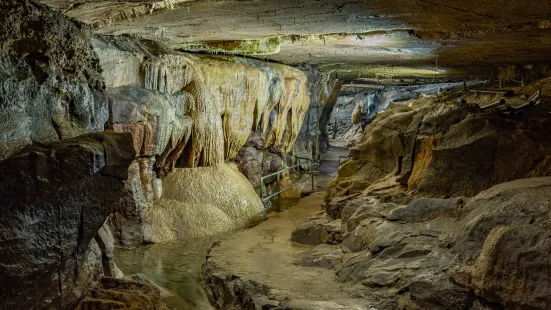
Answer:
[260,156,316,206]
[480,99,506,110]
[498,90,542,112]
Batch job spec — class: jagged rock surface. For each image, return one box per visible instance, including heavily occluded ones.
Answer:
[77,277,167,310]
[0,0,108,161]
[231,132,294,189]
[327,97,551,201]
[207,177,551,310]
[329,177,551,310]
[0,132,134,310]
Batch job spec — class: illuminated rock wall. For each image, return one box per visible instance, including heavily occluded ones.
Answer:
[95,36,310,246]
[152,163,264,242]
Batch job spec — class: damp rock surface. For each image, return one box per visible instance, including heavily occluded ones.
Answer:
[0,132,134,310]
[77,277,167,310]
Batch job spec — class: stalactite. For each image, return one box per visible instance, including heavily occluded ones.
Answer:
[139,53,309,168]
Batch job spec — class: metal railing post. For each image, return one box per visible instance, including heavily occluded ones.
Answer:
[260,178,265,201]
[260,156,318,207]
[276,173,280,200]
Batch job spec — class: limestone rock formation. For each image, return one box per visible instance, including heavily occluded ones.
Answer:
[291,218,342,245]
[152,163,264,242]
[231,131,293,189]
[328,177,551,310]
[328,96,551,201]
[95,36,312,246]
[0,0,108,161]
[0,132,134,310]
[77,277,167,310]
[329,82,469,142]
[319,79,345,152]
[213,177,551,309]
[293,64,336,160]
[107,85,192,246]
[96,36,310,169]
[232,66,334,192]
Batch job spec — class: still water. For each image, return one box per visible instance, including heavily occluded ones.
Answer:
[114,197,301,310]
[115,235,220,310]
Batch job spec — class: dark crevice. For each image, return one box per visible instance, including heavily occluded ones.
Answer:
[75,204,84,277]
[396,156,404,174]
[486,134,499,189]
[51,118,63,141]
[57,197,63,310]
[397,113,426,184]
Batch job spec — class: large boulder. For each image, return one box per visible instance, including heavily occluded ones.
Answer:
[468,225,551,309]
[0,132,134,310]
[151,163,264,242]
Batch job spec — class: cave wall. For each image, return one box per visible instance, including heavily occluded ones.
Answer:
[0,133,134,310]
[0,0,108,161]
[0,1,134,308]
[328,91,383,140]
[319,79,345,152]
[293,64,335,160]
[233,65,335,193]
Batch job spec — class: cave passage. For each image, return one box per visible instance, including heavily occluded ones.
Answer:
[1,1,551,310]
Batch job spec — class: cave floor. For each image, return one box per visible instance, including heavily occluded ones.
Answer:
[116,145,353,309]
[316,142,349,190]
[205,145,372,309]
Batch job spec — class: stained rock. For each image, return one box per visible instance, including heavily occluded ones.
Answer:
[0,132,134,310]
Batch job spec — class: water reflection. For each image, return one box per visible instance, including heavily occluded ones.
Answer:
[115,235,221,310]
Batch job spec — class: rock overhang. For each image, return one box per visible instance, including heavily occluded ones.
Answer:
[37,0,551,78]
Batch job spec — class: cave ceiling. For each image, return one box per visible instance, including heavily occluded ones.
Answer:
[39,0,551,78]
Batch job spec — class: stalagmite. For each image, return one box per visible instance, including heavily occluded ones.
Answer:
[151,163,264,242]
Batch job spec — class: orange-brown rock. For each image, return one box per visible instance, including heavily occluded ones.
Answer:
[78,277,167,310]
[328,94,551,202]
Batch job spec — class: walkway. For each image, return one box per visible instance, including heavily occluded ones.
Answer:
[204,145,372,309]
[316,143,349,190]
